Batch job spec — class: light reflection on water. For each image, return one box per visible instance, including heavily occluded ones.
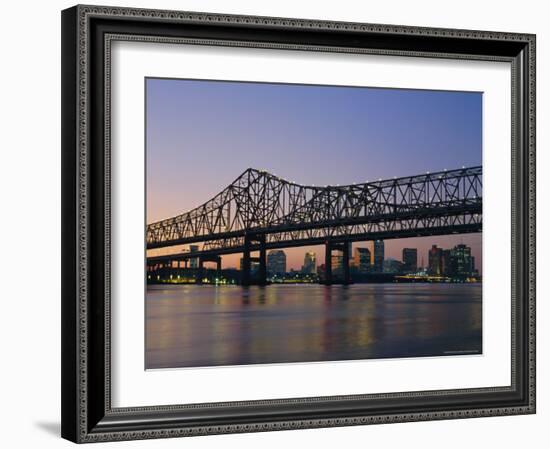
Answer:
[145,283,482,369]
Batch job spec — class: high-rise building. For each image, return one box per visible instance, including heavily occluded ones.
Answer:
[189,245,199,269]
[441,249,452,276]
[302,251,316,274]
[402,248,417,273]
[428,244,443,275]
[267,250,287,275]
[450,244,474,276]
[373,240,384,273]
[354,247,371,274]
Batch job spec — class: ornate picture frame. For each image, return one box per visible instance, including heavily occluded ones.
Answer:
[61,4,536,443]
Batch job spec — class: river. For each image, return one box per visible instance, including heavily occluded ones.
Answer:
[145,283,482,369]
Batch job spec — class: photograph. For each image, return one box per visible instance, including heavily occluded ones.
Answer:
[145,78,483,369]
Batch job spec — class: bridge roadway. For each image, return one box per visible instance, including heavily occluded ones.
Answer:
[146,221,482,285]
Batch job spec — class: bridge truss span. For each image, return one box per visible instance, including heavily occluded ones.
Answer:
[146,166,482,252]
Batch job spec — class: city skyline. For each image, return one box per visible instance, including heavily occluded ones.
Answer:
[253,240,478,275]
[151,234,482,274]
[151,240,479,286]
[146,78,482,272]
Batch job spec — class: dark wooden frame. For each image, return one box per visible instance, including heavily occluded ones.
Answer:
[61,4,536,443]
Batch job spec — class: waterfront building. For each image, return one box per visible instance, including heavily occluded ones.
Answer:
[354,247,371,274]
[302,251,317,274]
[402,248,417,273]
[373,240,385,273]
[450,244,474,276]
[428,244,443,275]
[267,250,287,275]
[441,249,452,276]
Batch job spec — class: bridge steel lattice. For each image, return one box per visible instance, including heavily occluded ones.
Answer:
[146,166,482,285]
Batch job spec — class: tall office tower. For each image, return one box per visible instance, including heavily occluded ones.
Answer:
[266,250,287,275]
[354,247,371,274]
[402,248,418,273]
[428,244,443,275]
[441,249,452,276]
[373,240,385,273]
[451,244,474,276]
[302,251,317,274]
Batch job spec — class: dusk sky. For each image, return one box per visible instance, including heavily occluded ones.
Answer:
[146,78,482,271]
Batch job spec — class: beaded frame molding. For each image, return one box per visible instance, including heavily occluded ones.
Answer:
[61,4,536,443]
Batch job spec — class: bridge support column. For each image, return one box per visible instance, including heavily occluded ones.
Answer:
[196,259,204,284]
[241,234,266,286]
[324,241,332,285]
[241,234,251,286]
[342,242,350,285]
[258,234,267,286]
[216,257,222,273]
[324,241,351,285]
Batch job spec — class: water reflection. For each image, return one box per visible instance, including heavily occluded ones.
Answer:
[145,284,482,369]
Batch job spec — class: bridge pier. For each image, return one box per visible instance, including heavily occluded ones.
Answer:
[324,241,333,285]
[324,241,351,285]
[241,233,267,286]
[242,235,252,286]
[257,234,267,286]
[196,255,223,284]
[197,259,204,284]
[342,241,350,285]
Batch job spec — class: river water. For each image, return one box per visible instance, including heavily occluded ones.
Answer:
[145,283,482,369]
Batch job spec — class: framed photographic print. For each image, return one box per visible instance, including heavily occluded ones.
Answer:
[61,4,536,443]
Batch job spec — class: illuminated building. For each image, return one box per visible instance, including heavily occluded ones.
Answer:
[302,251,317,274]
[428,244,443,275]
[354,247,371,274]
[373,240,384,273]
[450,244,474,276]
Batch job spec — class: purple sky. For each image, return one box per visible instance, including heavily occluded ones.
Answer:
[146,78,482,271]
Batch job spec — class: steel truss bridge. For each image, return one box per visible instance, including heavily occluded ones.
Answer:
[147,166,482,285]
